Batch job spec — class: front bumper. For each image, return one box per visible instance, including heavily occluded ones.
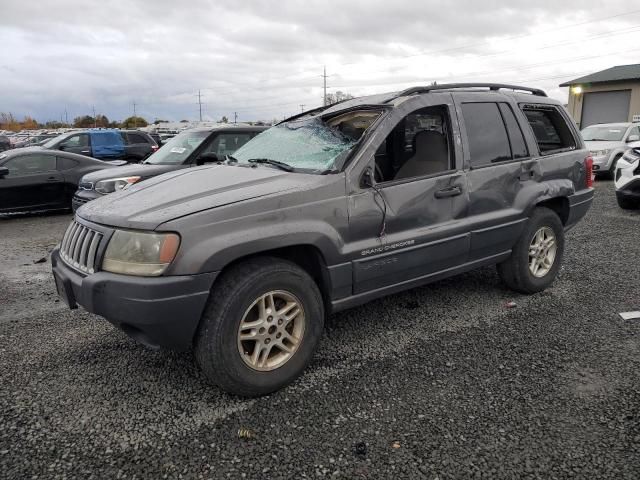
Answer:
[616,178,640,201]
[72,190,102,212]
[51,247,218,350]
[590,154,612,173]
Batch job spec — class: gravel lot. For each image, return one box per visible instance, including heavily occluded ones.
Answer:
[1,180,639,479]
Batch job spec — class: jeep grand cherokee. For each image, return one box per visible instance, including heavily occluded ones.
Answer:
[51,83,594,396]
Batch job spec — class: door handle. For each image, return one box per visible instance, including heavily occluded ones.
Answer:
[434,186,462,198]
[80,150,91,154]
[46,177,60,182]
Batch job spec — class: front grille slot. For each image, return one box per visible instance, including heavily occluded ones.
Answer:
[59,220,103,274]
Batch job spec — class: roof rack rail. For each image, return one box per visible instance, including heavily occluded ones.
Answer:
[395,83,547,98]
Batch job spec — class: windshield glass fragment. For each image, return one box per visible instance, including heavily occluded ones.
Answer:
[232,110,382,173]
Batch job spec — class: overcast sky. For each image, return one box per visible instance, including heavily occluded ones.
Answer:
[1,0,639,124]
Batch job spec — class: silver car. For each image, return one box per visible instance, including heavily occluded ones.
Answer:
[581,122,640,176]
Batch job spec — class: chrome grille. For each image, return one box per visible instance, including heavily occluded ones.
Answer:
[59,220,103,274]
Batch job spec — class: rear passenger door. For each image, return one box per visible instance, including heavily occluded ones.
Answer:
[58,133,91,157]
[454,94,532,262]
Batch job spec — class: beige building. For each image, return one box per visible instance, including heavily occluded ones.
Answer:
[560,64,640,128]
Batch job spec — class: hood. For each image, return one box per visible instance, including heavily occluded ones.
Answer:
[81,162,178,183]
[584,140,623,152]
[78,164,316,230]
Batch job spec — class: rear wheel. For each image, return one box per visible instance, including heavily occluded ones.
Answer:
[194,257,324,397]
[497,207,565,294]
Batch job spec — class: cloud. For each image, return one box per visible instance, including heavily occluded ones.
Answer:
[1,0,639,122]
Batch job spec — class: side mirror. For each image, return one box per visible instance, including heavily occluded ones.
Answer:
[196,152,219,165]
[58,144,67,151]
[0,167,9,178]
[627,134,639,143]
[361,166,374,188]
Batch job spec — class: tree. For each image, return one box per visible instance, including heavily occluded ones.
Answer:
[325,91,354,105]
[219,116,229,123]
[179,119,189,123]
[74,115,96,128]
[121,116,148,128]
[0,112,20,131]
[153,119,169,125]
[94,114,109,128]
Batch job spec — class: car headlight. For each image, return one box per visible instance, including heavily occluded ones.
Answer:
[102,230,180,276]
[95,176,141,194]
[589,149,611,157]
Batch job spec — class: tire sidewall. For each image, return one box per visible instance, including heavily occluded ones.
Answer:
[205,264,323,393]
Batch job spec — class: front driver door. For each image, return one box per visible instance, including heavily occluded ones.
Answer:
[346,98,469,295]
[0,153,64,212]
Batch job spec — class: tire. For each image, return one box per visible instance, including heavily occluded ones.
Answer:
[497,207,565,294]
[194,257,324,397]
[617,197,639,210]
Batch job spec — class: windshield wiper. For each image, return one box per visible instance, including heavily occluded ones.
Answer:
[225,154,239,164]
[247,158,295,172]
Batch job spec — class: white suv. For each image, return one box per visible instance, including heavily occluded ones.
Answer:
[615,145,640,209]
[581,122,640,177]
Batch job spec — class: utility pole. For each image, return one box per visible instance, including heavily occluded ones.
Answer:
[197,90,203,121]
[64,108,68,126]
[133,102,137,128]
[300,104,305,113]
[92,106,97,128]
[321,65,328,106]
[234,112,238,124]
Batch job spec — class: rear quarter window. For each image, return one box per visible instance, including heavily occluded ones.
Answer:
[520,105,576,154]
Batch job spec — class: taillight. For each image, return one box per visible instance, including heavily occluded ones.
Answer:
[151,145,159,152]
[585,155,594,188]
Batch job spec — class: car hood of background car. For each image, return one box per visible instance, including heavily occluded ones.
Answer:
[81,162,179,183]
[77,164,323,230]
[584,140,623,152]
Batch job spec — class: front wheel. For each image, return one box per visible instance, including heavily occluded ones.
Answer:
[195,257,324,397]
[497,207,565,294]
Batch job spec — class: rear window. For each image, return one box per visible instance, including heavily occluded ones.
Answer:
[521,105,576,154]
[126,133,150,144]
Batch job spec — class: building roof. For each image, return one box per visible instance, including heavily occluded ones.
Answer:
[559,64,640,87]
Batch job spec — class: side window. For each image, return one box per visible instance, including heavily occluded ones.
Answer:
[127,133,149,144]
[205,133,252,157]
[627,126,640,140]
[498,104,529,159]
[374,105,452,182]
[520,105,576,154]
[60,134,89,148]
[4,155,56,175]
[462,103,512,167]
[57,157,78,170]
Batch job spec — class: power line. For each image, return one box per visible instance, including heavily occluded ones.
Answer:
[197,90,203,121]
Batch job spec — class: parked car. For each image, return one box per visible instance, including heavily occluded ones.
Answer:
[36,129,158,162]
[52,83,593,396]
[0,149,125,214]
[580,122,640,176]
[13,133,60,148]
[0,135,10,152]
[614,145,640,209]
[71,125,267,211]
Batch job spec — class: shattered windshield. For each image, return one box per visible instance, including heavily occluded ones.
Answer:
[232,113,380,172]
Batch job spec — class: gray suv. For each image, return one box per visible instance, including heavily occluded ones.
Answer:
[51,83,594,396]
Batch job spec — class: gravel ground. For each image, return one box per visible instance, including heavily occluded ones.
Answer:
[0,180,639,479]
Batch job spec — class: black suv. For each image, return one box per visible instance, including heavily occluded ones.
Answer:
[52,83,594,396]
[71,125,267,210]
[37,129,158,162]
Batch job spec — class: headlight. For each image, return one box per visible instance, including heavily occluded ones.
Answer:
[95,176,141,194]
[589,149,611,157]
[102,230,180,276]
